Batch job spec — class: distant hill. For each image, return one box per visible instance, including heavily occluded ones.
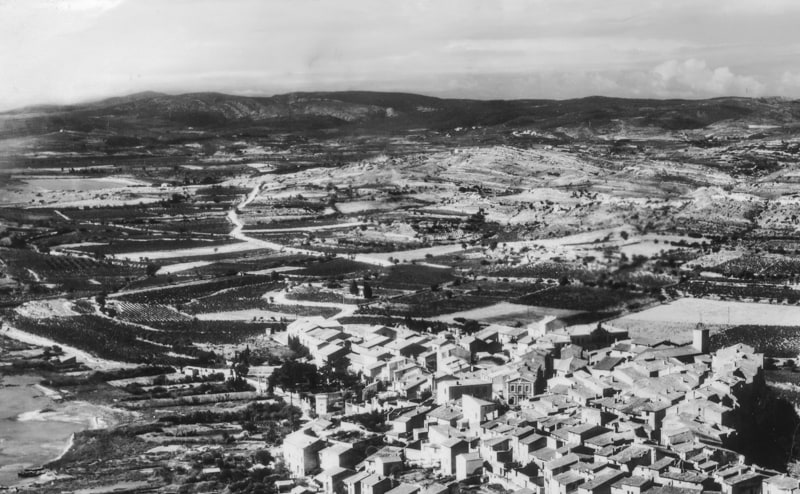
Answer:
[2,90,799,138]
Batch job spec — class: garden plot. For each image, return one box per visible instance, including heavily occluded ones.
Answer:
[110,301,193,323]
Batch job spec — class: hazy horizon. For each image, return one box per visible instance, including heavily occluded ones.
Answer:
[3,0,799,112]
[6,88,799,115]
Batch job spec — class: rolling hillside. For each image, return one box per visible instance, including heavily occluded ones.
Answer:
[3,91,800,138]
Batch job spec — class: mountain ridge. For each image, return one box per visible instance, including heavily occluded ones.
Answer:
[2,90,800,139]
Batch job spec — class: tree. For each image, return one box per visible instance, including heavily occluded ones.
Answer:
[288,336,311,359]
[231,346,251,382]
[254,449,273,466]
[268,360,319,392]
[462,319,481,335]
[146,263,161,277]
[349,280,359,296]
[362,282,373,299]
[319,353,361,394]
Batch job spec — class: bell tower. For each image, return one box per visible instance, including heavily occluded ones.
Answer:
[693,323,709,354]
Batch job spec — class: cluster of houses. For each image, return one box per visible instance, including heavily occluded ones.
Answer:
[275,315,793,494]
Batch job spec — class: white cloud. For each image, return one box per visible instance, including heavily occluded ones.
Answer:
[0,1,797,110]
[651,59,765,97]
[779,71,800,89]
[47,0,124,11]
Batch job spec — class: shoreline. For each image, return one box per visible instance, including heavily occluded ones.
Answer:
[33,383,62,400]
[0,328,134,489]
[16,402,111,429]
[4,398,124,489]
[51,432,75,465]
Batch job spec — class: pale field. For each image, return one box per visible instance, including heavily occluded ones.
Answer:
[612,297,800,343]
[52,242,108,249]
[15,298,79,318]
[611,319,726,344]
[354,243,464,265]
[474,230,713,268]
[617,298,800,326]
[432,301,581,324]
[247,188,328,203]
[156,260,214,275]
[195,309,295,321]
[0,176,160,206]
[113,241,267,261]
[683,250,745,270]
[244,221,365,233]
[335,201,401,214]
[30,196,163,208]
[245,266,304,275]
[23,176,148,191]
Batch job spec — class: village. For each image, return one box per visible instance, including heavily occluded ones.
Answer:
[261,311,792,494]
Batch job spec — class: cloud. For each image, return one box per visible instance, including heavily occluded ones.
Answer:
[651,59,765,97]
[780,72,800,83]
[46,0,124,11]
[0,1,797,110]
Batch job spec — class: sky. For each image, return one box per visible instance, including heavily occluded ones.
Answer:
[1,0,799,110]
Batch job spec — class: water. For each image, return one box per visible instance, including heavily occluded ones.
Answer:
[0,374,86,486]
